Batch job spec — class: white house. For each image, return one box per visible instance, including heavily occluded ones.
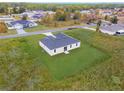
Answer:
[39,33,81,56]
[0,16,15,22]
[80,10,91,14]
[100,24,124,35]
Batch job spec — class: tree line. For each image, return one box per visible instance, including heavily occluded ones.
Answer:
[0,3,124,14]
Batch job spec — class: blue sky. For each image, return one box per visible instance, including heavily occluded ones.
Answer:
[0,0,124,3]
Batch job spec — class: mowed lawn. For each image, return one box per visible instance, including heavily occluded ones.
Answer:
[24,25,52,32]
[41,42,107,80]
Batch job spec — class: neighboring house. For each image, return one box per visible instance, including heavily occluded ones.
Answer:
[99,9,113,16]
[31,14,44,21]
[32,14,44,19]
[0,16,15,22]
[21,11,34,18]
[32,10,44,14]
[6,20,38,29]
[80,10,91,14]
[39,33,81,56]
[100,24,124,35]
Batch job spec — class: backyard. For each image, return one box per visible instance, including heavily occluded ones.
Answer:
[0,28,124,90]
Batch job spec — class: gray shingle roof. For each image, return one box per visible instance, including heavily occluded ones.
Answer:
[101,24,124,32]
[40,33,80,50]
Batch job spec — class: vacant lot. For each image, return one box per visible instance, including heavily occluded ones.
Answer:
[0,28,124,90]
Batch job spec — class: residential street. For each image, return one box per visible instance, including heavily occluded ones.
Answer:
[0,25,96,39]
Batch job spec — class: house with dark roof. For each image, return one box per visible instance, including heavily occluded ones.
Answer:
[6,20,38,29]
[39,33,81,56]
[32,14,44,19]
[100,24,124,35]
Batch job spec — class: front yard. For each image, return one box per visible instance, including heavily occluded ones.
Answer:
[0,29,17,36]
[24,25,52,32]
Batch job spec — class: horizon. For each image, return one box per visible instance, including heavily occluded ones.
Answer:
[0,0,124,3]
[0,2,124,4]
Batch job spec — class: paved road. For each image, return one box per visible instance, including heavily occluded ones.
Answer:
[0,25,95,39]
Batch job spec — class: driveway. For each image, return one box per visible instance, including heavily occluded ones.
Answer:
[16,29,27,34]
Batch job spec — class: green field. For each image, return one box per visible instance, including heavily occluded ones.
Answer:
[42,44,107,80]
[0,28,124,90]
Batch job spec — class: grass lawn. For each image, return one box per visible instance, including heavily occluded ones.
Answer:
[0,28,124,90]
[42,44,107,80]
[24,25,52,32]
[24,23,85,33]
[0,29,17,36]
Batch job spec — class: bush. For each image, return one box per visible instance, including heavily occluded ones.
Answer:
[0,22,7,33]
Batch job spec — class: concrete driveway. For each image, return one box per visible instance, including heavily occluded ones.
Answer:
[16,29,27,34]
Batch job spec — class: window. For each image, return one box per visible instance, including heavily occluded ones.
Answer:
[76,43,78,46]
[54,49,56,53]
[70,45,72,48]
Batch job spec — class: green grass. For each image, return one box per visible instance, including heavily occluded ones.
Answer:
[0,28,108,80]
[42,44,107,80]
[0,29,17,36]
[24,25,52,32]
[0,28,124,90]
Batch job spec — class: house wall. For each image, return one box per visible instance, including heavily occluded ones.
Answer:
[39,41,81,56]
[39,41,54,56]
[100,29,115,35]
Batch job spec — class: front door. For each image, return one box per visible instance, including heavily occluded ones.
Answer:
[64,46,67,51]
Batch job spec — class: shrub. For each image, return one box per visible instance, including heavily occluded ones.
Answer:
[0,22,7,33]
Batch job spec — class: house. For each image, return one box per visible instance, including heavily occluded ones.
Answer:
[31,14,44,21]
[32,14,44,19]
[6,20,38,29]
[80,10,91,14]
[99,9,113,16]
[21,11,34,18]
[0,15,15,22]
[39,33,81,56]
[100,24,124,35]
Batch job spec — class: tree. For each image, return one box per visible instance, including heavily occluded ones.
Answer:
[73,11,81,20]
[13,7,18,14]
[0,22,7,33]
[96,20,102,32]
[54,8,66,21]
[19,7,26,13]
[110,16,118,24]
[0,7,5,13]
[104,15,108,21]
[22,14,28,20]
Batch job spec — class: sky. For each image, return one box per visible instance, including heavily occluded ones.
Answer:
[0,0,124,3]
